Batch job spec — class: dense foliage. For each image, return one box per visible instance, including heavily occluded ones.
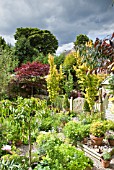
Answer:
[0,48,18,99]
[63,52,77,73]
[74,34,89,49]
[15,62,49,78]
[14,27,58,65]
[46,54,63,104]
[8,62,49,98]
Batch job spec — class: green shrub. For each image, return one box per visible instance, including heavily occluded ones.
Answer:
[36,132,63,157]
[78,111,104,124]
[43,143,93,170]
[104,120,114,131]
[63,121,90,145]
[38,109,71,132]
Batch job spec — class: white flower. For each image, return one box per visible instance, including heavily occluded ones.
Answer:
[1,145,11,151]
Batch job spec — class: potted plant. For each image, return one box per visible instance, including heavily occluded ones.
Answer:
[90,121,106,145]
[100,151,112,168]
[106,130,114,146]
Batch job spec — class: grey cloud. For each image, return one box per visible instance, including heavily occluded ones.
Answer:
[0,0,114,46]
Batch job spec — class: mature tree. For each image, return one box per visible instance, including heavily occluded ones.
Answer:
[14,27,58,65]
[9,61,49,98]
[79,33,114,74]
[14,35,38,65]
[0,48,18,99]
[29,29,58,55]
[74,34,89,49]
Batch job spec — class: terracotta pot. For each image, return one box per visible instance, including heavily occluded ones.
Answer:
[108,139,114,146]
[90,134,104,146]
[82,137,88,144]
[100,158,111,168]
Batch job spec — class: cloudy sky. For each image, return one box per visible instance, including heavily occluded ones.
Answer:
[0,0,114,54]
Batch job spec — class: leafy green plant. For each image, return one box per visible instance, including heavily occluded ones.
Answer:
[38,108,59,131]
[57,112,71,125]
[38,116,54,132]
[105,130,114,140]
[103,120,114,131]
[0,97,47,168]
[78,111,104,124]
[63,121,90,145]
[102,151,112,161]
[43,143,93,170]
[90,121,106,137]
[36,132,63,157]
[38,107,71,132]
[0,154,29,170]
[0,159,22,170]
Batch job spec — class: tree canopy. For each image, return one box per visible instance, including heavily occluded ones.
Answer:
[15,61,49,79]
[74,34,89,49]
[8,61,49,98]
[14,27,58,65]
